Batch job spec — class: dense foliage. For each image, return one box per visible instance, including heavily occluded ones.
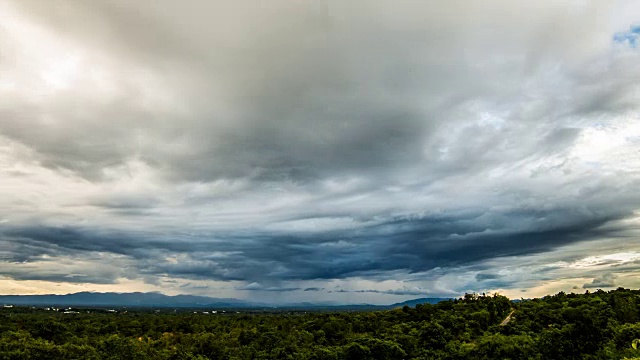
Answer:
[1,288,640,359]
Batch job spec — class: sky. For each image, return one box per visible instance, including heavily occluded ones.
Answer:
[0,0,639,305]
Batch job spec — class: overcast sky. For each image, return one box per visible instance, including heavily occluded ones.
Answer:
[0,0,639,304]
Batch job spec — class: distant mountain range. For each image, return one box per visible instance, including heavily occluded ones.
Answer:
[0,292,452,310]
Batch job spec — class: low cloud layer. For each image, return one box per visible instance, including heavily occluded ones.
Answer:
[583,273,618,289]
[1,0,639,303]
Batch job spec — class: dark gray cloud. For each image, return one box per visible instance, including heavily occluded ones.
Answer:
[354,287,429,296]
[1,200,633,286]
[236,283,300,292]
[303,287,323,292]
[476,273,501,282]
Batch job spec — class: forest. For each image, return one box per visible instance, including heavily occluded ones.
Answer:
[1,288,640,359]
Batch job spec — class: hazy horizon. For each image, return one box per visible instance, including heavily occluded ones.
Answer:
[1,0,639,305]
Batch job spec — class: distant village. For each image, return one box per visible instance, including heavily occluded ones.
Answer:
[1,304,241,315]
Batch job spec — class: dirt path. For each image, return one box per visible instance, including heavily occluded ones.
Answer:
[499,310,515,326]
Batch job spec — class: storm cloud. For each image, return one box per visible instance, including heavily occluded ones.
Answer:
[0,0,639,303]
